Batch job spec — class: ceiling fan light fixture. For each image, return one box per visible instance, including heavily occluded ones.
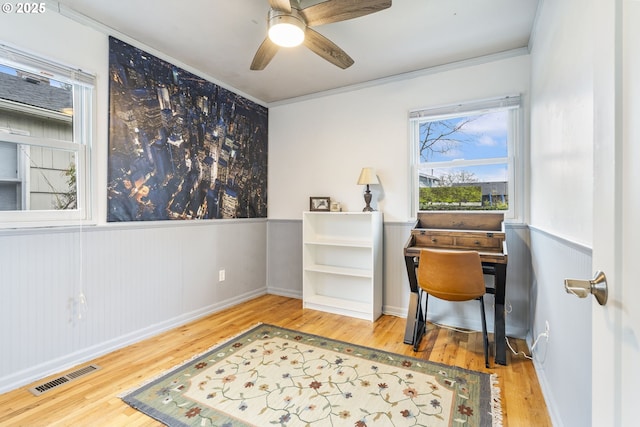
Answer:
[268,10,305,47]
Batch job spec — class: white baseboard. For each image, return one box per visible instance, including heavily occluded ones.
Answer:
[532,353,563,427]
[267,286,302,299]
[382,305,408,318]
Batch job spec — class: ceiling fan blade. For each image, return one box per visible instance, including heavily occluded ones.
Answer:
[268,0,291,13]
[250,38,280,70]
[303,28,354,69]
[301,0,392,27]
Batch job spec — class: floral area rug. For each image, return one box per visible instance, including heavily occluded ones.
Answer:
[121,323,501,426]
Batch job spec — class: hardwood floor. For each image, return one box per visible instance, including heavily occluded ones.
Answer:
[0,295,551,426]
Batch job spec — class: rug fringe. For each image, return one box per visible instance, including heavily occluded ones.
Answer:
[490,373,503,427]
[118,322,264,398]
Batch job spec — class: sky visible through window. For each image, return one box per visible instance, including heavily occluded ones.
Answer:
[419,110,508,183]
[0,64,15,76]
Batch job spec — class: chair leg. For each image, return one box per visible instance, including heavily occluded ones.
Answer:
[412,289,423,351]
[412,290,429,352]
[479,296,490,368]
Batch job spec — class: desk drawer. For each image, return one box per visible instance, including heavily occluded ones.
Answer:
[456,235,503,250]
[410,229,504,251]
[413,232,454,247]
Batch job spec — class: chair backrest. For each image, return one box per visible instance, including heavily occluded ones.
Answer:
[417,248,485,301]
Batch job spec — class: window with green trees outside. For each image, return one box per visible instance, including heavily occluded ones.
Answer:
[410,96,521,219]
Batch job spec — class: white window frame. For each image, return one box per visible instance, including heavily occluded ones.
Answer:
[0,130,31,210]
[409,95,523,221]
[0,43,95,227]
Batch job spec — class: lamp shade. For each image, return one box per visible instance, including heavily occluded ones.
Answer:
[357,167,379,185]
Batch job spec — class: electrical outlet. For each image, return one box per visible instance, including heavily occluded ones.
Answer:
[219,269,225,282]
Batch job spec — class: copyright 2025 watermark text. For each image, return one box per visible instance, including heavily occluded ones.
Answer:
[2,2,46,14]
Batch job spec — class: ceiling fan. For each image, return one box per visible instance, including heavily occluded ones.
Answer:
[250,0,392,70]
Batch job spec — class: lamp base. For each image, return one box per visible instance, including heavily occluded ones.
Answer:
[362,186,375,212]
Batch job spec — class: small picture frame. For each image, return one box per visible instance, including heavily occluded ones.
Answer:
[310,196,331,211]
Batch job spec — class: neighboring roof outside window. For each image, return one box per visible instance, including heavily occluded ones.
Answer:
[0,71,72,115]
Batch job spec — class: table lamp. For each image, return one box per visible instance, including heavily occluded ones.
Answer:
[357,167,379,211]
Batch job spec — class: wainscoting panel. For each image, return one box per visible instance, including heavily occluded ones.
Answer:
[266,220,302,298]
[266,219,530,338]
[381,222,413,317]
[0,220,267,394]
[529,226,592,427]
[1,218,535,394]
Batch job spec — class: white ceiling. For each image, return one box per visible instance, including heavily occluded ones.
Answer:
[55,0,539,104]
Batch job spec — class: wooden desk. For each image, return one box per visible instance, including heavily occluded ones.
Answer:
[403,213,509,365]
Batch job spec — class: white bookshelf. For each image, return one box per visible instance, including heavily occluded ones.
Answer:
[302,211,383,321]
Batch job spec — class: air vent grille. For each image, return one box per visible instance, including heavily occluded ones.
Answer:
[28,364,101,396]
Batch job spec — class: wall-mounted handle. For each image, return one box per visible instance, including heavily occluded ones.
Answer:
[564,271,608,305]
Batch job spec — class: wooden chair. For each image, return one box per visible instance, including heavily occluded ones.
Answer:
[412,248,490,368]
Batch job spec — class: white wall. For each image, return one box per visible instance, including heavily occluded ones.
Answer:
[530,1,594,247]
[268,54,531,222]
[529,0,595,426]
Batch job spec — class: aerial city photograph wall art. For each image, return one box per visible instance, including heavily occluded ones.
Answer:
[107,37,268,221]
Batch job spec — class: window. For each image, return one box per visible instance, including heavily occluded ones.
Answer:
[0,44,94,226]
[410,95,522,220]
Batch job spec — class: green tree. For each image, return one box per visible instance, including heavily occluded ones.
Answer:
[420,185,481,210]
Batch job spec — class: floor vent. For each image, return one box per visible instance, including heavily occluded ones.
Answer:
[28,364,101,396]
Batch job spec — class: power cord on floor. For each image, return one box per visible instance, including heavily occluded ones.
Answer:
[506,321,549,360]
[432,317,548,360]
[418,300,549,361]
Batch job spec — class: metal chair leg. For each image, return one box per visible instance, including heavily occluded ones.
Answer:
[479,295,490,368]
[412,289,423,351]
